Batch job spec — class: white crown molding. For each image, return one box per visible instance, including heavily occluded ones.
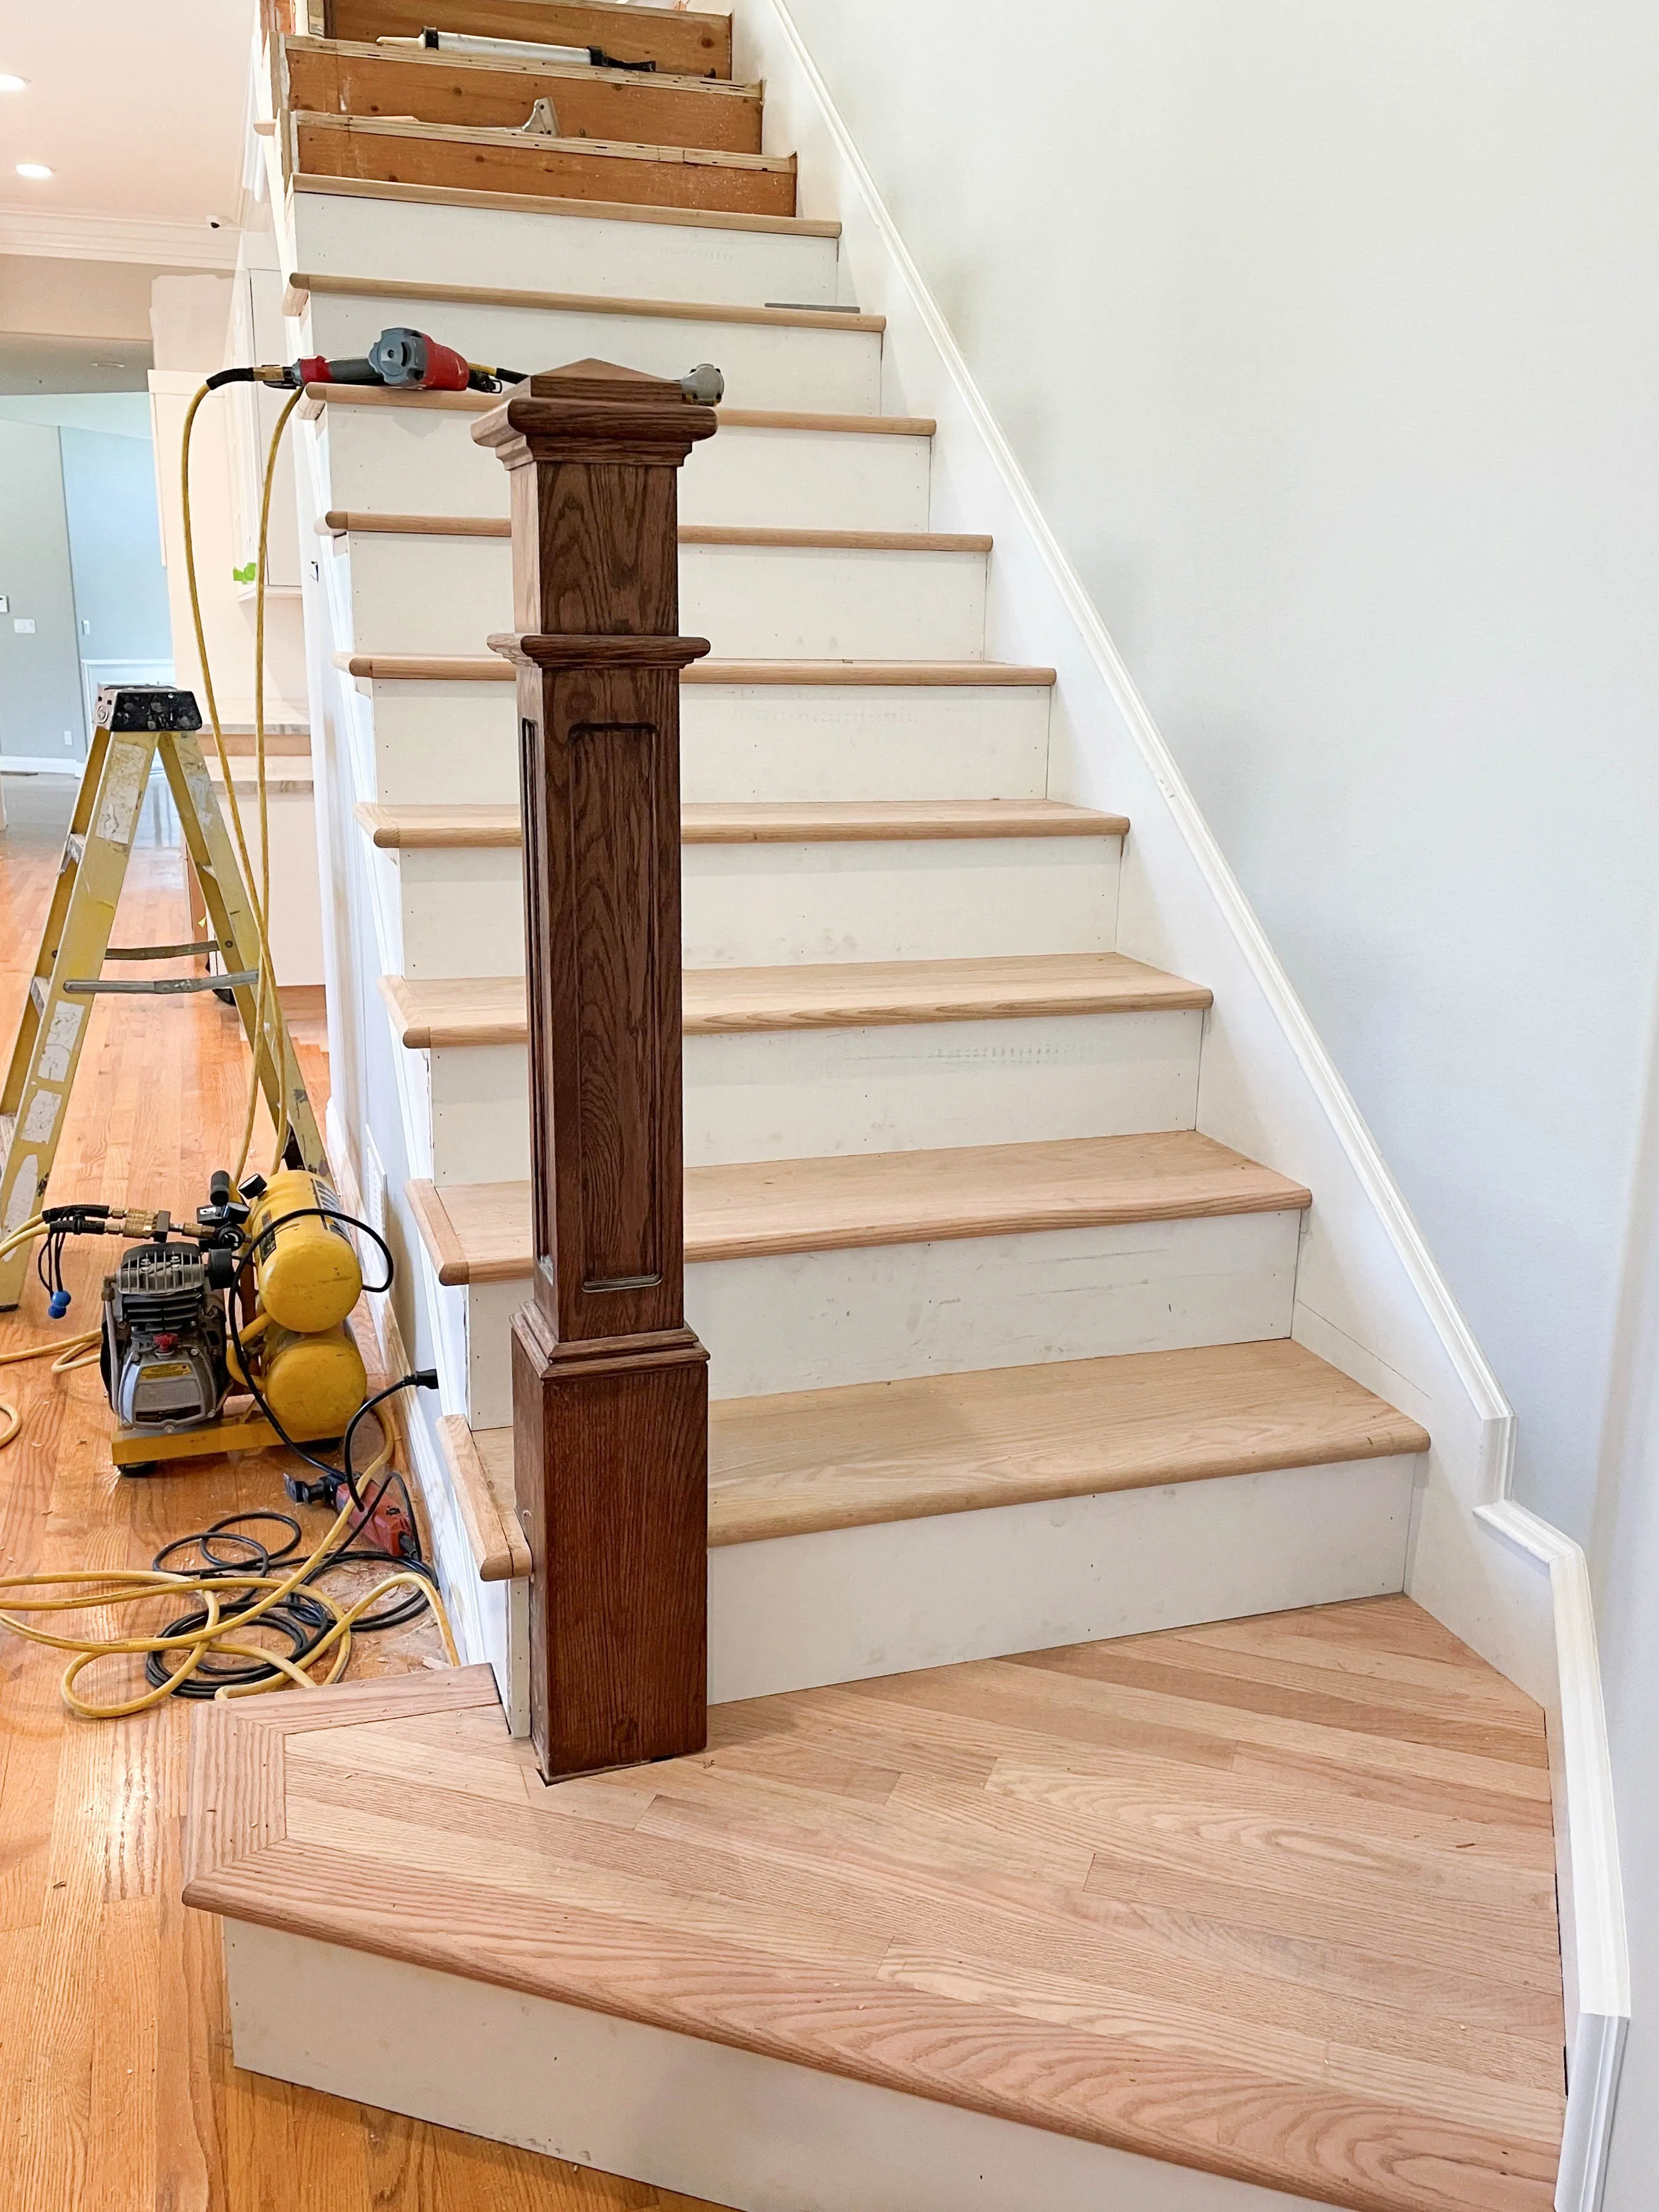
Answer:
[0,205,240,270]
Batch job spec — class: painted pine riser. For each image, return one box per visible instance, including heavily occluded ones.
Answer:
[309,414,933,533]
[410,1007,1203,1185]
[299,291,882,413]
[438,1209,1302,1430]
[288,189,843,309]
[330,533,986,662]
[374,835,1120,979]
[345,680,1053,808]
[709,1454,1414,1702]
[224,1921,1342,2212]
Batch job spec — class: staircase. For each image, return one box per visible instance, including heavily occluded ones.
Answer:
[197,5,1585,2206]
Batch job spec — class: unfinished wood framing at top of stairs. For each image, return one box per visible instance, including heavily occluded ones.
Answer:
[319,0,734,80]
[280,0,761,213]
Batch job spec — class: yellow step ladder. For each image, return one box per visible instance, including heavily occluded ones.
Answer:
[0,684,324,1309]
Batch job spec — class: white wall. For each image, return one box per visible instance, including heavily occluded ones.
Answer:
[761,0,1659,2194]
[767,0,1659,1549]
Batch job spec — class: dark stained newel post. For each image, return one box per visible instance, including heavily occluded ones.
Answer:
[474,359,718,1782]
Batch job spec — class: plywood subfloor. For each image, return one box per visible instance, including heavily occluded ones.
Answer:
[0,782,724,2211]
[186,1600,1564,2212]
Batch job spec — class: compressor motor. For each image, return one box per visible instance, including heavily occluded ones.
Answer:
[101,1240,237,1430]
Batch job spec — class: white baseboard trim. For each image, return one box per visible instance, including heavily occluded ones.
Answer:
[1,756,83,776]
[1476,1501,1629,2212]
[225,1919,1334,2212]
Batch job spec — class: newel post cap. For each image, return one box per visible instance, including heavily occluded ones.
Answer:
[472,357,721,466]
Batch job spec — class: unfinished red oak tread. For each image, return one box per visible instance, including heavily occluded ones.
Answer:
[355,799,1128,847]
[456,1338,1428,1553]
[406,1130,1312,1283]
[333,651,1057,686]
[290,172,843,236]
[285,269,883,332]
[183,1596,1562,2212]
[321,512,991,553]
[377,952,1207,1050]
[299,384,932,435]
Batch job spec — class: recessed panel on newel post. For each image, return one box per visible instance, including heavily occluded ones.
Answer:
[474,359,718,1782]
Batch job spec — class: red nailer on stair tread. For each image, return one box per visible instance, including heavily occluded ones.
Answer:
[205,325,527,397]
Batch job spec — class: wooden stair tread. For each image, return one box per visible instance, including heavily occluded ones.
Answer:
[436,1414,531,1582]
[357,799,1126,847]
[379,952,1206,1049]
[334,651,1056,686]
[291,116,798,220]
[287,269,882,333]
[323,0,734,82]
[288,35,758,103]
[291,172,842,237]
[408,1130,1312,1283]
[322,512,989,552]
[284,38,763,159]
[299,385,931,435]
[458,1339,1428,1553]
[184,1596,1562,2212]
[293,112,795,175]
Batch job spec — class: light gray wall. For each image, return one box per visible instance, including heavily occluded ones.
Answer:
[766,2,1659,2186]
[0,418,86,762]
[59,424,172,664]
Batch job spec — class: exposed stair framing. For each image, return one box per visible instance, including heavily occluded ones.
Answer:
[191,4,1599,2206]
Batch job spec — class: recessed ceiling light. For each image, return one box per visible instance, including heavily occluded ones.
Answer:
[0,74,29,93]
[15,161,52,180]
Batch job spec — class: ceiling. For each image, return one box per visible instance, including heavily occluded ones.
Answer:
[0,333,152,394]
[0,1,256,236]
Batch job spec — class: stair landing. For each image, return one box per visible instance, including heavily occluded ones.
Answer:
[186,1596,1562,2212]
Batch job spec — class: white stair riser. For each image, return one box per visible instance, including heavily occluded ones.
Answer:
[228,1922,1344,2212]
[287,188,842,308]
[375,833,1120,978]
[709,1455,1415,1702]
[310,411,932,531]
[299,291,882,412]
[683,836,1115,965]
[413,1008,1203,1183]
[451,1210,1301,1426]
[349,680,1052,807]
[330,534,986,662]
[684,1012,1202,1164]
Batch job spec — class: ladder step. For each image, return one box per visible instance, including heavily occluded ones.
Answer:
[61,972,258,997]
[28,977,47,1015]
[61,834,84,870]
[105,940,218,962]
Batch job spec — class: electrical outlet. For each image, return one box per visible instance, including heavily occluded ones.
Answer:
[62,731,73,747]
[81,619,91,635]
[13,617,34,633]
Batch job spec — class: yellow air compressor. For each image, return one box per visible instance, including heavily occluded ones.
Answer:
[98,1168,378,1472]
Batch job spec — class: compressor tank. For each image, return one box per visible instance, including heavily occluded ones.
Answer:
[245,1169,362,1333]
[259,1319,368,1441]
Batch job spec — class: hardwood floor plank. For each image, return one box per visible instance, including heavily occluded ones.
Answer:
[1007,1641,1549,1766]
